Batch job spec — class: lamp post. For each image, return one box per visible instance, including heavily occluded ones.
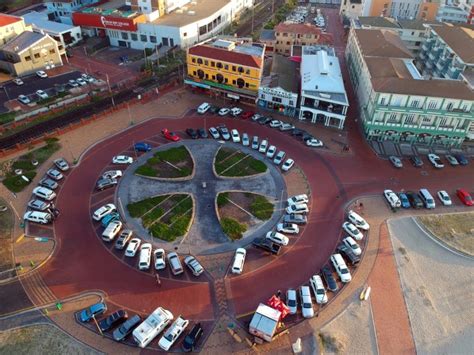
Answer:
[105,73,115,107]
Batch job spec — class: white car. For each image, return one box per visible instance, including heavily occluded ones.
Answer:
[273,151,286,165]
[437,190,452,206]
[36,70,48,78]
[265,231,289,246]
[209,127,220,139]
[139,243,152,270]
[93,203,116,221]
[154,248,166,270]
[281,159,294,171]
[305,138,323,147]
[242,133,250,146]
[445,155,459,166]
[299,286,314,318]
[266,145,277,158]
[76,78,87,86]
[276,222,299,234]
[231,129,240,143]
[269,120,282,128]
[46,168,63,180]
[258,140,268,153]
[102,170,122,179]
[36,90,48,99]
[112,155,133,164]
[18,95,30,104]
[287,194,309,206]
[384,189,401,208]
[331,253,351,283]
[218,107,230,116]
[183,255,204,277]
[286,289,298,314]
[230,107,242,116]
[251,136,259,150]
[158,316,189,351]
[197,102,210,114]
[125,238,141,257]
[231,248,246,274]
[342,221,364,241]
[251,113,262,121]
[428,153,444,169]
[279,123,295,131]
[347,210,369,230]
[68,79,79,87]
[286,203,309,214]
[342,236,361,256]
[309,275,328,304]
[13,78,24,85]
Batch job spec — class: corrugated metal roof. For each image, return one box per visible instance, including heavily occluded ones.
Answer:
[1,31,48,53]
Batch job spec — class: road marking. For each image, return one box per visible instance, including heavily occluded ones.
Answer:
[16,234,25,243]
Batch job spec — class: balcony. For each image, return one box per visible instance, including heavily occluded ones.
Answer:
[301,98,345,115]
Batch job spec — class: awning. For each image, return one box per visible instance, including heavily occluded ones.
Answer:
[184,79,210,89]
[227,93,240,100]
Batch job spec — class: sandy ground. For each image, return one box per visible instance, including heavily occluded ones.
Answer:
[389,217,474,354]
[0,324,101,355]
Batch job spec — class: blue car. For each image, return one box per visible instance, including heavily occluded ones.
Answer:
[454,154,468,166]
[134,142,152,152]
[80,302,107,322]
[101,212,119,228]
[399,193,411,208]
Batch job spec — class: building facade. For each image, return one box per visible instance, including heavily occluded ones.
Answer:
[0,31,63,76]
[186,39,265,101]
[273,23,333,56]
[340,0,364,20]
[346,28,474,147]
[0,14,29,45]
[299,46,348,129]
[46,0,99,24]
[342,0,439,20]
[436,4,470,24]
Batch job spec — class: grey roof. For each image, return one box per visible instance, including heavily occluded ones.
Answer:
[261,54,298,93]
[260,29,276,41]
[358,16,400,29]
[397,19,441,31]
[1,31,48,54]
[23,11,78,33]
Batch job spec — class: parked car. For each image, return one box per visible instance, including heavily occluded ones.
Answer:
[115,229,133,250]
[96,178,118,191]
[231,248,246,274]
[454,154,468,166]
[410,156,423,167]
[309,275,328,304]
[347,210,370,230]
[230,107,242,117]
[269,119,282,128]
[437,190,452,206]
[168,252,184,275]
[389,156,403,168]
[384,189,401,208]
[330,253,351,283]
[286,289,298,314]
[445,155,459,166]
[209,127,220,139]
[197,102,210,114]
[99,310,128,332]
[218,107,230,116]
[113,314,142,341]
[80,302,107,322]
[134,142,152,151]
[102,170,122,179]
[46,168,63,181]
[321,265,338,292]
[197,128,208,138]
[125,238,141,257]
[283,213,307,225]
[266,145,277,158]
[138,243,152,270]
[265,231,289,246]
[219,127,230,140]
[251,136,259,149]
[299,286,314,318]
[242,133,250,146]
[76,78,87,86]
[241,111,254,119]
[33,186,56,200]
[252,237,281,255]
[428,153,444,168]
[287,194,309,206]
[68,79,79,87]
[18,95,30,104]
[342,236,361,256]
[286,203,308,214]
[456,188,473,206]
[27,199,51,211]
[279,123,295,131]
[183,255,204,276]
[305,138,324,147]
[281,158,294,171]
[231,129,240,143]
[158,316,189,351]
[39,177,58,190]
[154,248,166,270]
[13,78,24,85]
[406,191,423,208]
[53,158,69,171]
[36,70,48,78]
[342,221,363,240]
[273,151,286,165]
[258,139,268,153]
[337,242,361,266]
[181,322,203,352]
[251,113,262,121]
[23,211,51,224]
[398,192,410,208]
[112,155,133,164]
[36,90,48,99]
[276,222,299,234]
[162,128,181,141]
[101,212,119,227]
[93,203,117,221]
[186,128,198,139]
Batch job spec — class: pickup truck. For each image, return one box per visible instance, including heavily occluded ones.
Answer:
[252,238,281,255]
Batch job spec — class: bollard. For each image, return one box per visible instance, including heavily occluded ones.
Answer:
[44,308,49,316]
[30,260,35,267]
[56,302,62,311]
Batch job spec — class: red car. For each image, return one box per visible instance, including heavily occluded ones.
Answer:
[456,189,473,206]
[241,111,254,119]
[161,128,181,142]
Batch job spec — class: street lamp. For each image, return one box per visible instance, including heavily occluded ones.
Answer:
[105,73,115,107]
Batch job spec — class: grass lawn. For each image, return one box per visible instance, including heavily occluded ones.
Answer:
[217,192,229,207]
[0,197,13,275]
[135,146,193,178]
[249,195,274,220]
[127,195,167,218]
[0,112,16,125]
[215,147,267,177]
[418,212,474,256]
[220,217,247,240]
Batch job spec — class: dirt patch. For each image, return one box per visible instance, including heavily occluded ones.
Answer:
[0,324,100,355]
[418,212,474,256]
[219,201,253,226]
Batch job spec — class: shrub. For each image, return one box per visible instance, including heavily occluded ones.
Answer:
[250,195,274,220]
[217,192,229,207]
[221,217,247,240]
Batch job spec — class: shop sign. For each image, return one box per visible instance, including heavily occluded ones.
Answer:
[72,12,139,31]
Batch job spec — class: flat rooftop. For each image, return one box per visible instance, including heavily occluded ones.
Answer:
[79,0,139,18]
[153,0,230,27]
[23,11,78,33]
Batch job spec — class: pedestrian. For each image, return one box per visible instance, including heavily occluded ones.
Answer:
[276,290,282,298]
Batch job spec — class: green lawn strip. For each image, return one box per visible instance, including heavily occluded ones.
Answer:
[0,112,16,125]
[219,158,267,177]
[142,207,164,227]
[217,192,229,207]
[155,146,189,163]
[149,210,192,241]
[2,171,36,193]
[135,146,192,178]
[127,195,167,218]
[215,152,247,174]
[215,147,239,164]
[159,195,192,224]
[249,195,274,220]
[220,217,247,240]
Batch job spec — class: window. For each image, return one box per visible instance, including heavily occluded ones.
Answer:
[205,73,209,78]
[232,66,236,72]
[405,114,415,125]
[289,100,294,106]
[283,33,288,37]
[149,35,157,43]
[34,53,40,58]
[140,34,147,42]
[204,60,208,66]
[273,97,282,103]
[131,33,138,41]
[427,100,437,109]
[245,83,249,88]
[121,32,128,40]
[49,49,55,54]
[211,61,215,67]
[439,117,448,126]
[388,113,398,122]
[246,69,250,75]
[193,71,196,76]
[410,100,419,108]
[197,58,203,64]
[379,97,387,105]
[25,56,31,61]
[238,67,244,73]
[192,58,196,63]
[225,78,228,83]
[183,32,187,37]
[212,75,215,80]
[446,102,454,111]
[224,64,228,70]
[232,80,236,84]
[216,62,222,68]
[286,41,290,45]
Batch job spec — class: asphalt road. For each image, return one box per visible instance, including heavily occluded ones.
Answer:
[0,71,84,112]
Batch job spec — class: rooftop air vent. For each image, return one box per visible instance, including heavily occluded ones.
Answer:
[188,10,196,15]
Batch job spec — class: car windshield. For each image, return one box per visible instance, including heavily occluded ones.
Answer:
[164,332,175,342]
[317,289,325,295]
[288,299,296,307]
[303,303,311,308]
[466,196,472,201]
[341,269,349,274]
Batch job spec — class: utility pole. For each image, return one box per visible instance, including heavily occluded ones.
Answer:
[105,73,115,107]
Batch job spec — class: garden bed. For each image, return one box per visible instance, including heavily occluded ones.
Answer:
[135,145,193,178]
[214,147,267,177]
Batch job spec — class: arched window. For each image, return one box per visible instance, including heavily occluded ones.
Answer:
[197,58,203,64]
[236,78,245,88]
[216,74,224,83]
[197,69,205,79]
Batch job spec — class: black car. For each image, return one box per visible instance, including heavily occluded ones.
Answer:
[410,156,423,167]
[337,243,360,266]
[198,128,208,138]
[321,265,339,292]
[98,310,128,332]
[291,128,305,137]
[186,128,198,139]
[96,178,118,191]
[302,133,314,141]
[283,213,307,225]
[455,154,468,166]
[112,314,141,341]
[209,105,220,114]
[181,322,204,352]
[252,238,281,255]
[406,191,423,208]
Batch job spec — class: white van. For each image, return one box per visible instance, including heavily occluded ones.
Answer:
[139,243,152,270]
[419,188,436,209]
[24,211,52,224]
[133,307,174,348]
[299,286,314,318]
[232,248,247,274]
[32,186,56,201]
[102,220,122,241]
[167,252,184,275]
[330,253,352,283]
[197,102,210,114]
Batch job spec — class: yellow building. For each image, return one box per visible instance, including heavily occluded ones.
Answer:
[186,39,265,101]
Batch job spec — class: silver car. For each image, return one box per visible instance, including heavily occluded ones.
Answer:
[39,177,58,190]
[242,133,250,146]
[389,156,403,168]
[47,168,64,180]
[251,136,259,149]
[273,151,286,165]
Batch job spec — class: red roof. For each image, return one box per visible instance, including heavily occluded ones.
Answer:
[0,14,22,27]
[188,45,263,69]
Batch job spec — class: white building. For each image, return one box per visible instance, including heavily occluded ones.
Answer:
[299,46,348,129]
[436,4,470,24]
[46,0,99,24]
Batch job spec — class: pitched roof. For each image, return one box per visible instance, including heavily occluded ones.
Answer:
[275,22,327,36]
[264,54,298,93]
[188,44,263,69]
[0,13,22,27]
[397,19,441,31]
[354,29,413,59]
[1,31,48,54]
[260,29,276,41]
[431,25,474,64]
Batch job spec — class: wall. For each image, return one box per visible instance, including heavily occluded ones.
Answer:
[417,1,439,21]
[0,19,28,45]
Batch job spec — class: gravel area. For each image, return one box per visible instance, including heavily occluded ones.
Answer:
[389,217,474,354]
